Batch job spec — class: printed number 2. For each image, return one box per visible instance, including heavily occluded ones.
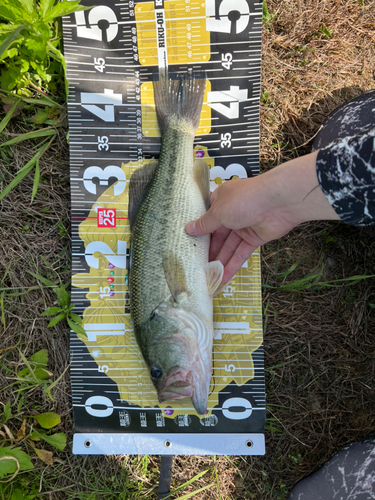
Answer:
[85,241,127,269]
[75,7,118,42]
[205,0,250,34]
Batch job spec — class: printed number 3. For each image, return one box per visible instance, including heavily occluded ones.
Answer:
[205,0,250,34]
[210,163,247,192]
[83,165,126,196]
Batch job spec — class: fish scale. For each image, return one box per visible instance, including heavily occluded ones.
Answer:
[130,128,208,327]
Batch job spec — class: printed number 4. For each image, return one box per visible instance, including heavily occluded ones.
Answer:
[207,86,248,120]
[81,89,122,122]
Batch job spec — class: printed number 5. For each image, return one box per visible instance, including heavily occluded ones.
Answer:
[75,7,118,42]
[205,0,250,34]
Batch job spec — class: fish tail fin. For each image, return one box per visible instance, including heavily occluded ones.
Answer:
[153,71,206,134]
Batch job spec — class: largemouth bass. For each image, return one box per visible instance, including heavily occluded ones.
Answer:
[128,72,224,415]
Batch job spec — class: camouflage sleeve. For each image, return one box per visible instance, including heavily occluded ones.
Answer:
[316,127,375,226]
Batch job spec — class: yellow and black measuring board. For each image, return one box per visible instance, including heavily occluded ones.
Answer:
[62,0,265,455]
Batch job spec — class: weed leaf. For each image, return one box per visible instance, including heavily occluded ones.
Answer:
[17,0,35,14]
[0,292,5,328]
[30,349,48,366]
[47,312,65,327]
[55,285,69,306]
[31,159,40,203]
[0,447,33,476]
[43,1,88,23]
[67,317,86,336]
[34,368,52,380]
[42,307,63,317]
[32,446,53,465]
[0,152,37,201]
[0,99,21,134]
[27,271,56,287]
[33,429,67,451]
[40,0,55,18]
[2,402,12,423]
[69,312,82,324]
[167,468,213,497]
[33,412,60,429]
[173,484,215,500]
[0,127,57,148]
[0,24,26,60]
[16,419,26,441]
[0,5,23,23]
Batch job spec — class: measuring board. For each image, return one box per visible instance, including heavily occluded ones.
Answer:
[62,0,265,456]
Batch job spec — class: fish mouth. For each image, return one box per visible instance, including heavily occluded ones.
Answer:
[158,366,209,415]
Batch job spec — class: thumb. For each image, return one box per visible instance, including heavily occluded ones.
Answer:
[185,209,220,236]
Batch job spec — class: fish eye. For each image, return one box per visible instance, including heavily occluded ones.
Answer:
[150,367,162,379]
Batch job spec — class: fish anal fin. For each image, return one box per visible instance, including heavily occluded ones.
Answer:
[194,159,210,210]
[162,253,190,303]
[128,161,158,229]
[205,261,224,296]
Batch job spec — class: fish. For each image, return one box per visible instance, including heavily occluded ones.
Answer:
[128,71,224,415]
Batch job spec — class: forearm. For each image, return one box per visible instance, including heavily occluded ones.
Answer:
[266,150,341,225]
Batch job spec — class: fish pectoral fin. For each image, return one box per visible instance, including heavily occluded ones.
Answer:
[193,159,210,210]
[163,253,190,303]
[205,260,224,296]
[128,160,158,229]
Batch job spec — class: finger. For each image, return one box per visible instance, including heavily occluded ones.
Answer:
[185,209,221,236]
[222,240,257,284]
[214,230,243,268]
[209,226,231,261]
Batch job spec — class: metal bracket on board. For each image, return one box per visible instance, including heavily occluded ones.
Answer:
[73,433,266,456]
[62,0,265,456]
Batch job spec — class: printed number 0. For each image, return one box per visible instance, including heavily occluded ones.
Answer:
[205,0,250,34]
[83,165,126,196]
[222,397,252,420]
[84,395,113,417]
[75,7,118,42]
[210,163,247,192]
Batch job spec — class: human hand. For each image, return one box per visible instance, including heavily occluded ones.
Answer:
[186,151,340,284]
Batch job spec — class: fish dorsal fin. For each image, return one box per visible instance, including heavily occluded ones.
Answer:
[193,159,210,210]
[162,253,189,304]
[128,161,158,229]
[205,261,224,296]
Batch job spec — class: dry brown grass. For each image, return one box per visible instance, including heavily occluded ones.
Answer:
[0,0,375,498]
